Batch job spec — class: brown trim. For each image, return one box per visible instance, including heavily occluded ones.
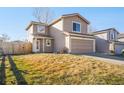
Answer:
[26,21,47,31]
[92,28,120,35]
[49,13,90,27]
[62,13,90,24]
[63,32,96,39]
[33,37,53,39]
[48,17,62,26]
[26,13,90,30]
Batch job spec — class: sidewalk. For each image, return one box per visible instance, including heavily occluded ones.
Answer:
[83,53,124,65]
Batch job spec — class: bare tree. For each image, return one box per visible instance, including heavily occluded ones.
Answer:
[33,7,54,24]
[88,25,97,33]
[0,34,10,42]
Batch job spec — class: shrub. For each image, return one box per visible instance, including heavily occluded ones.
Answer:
[110,50,115,55]
[121,49,124,56]
[60,47,68,54]
[0,48,3,58]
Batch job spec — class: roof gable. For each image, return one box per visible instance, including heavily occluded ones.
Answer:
[62,13,90,24]
[118,33,124,39]
[92,28,120,35]
[49,13,90,26]
[26,21,47,31]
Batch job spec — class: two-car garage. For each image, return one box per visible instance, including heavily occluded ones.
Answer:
[109,42,124,55]
[114,42,124,54]
[70,37,95,54]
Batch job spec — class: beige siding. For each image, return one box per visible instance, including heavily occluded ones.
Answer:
[51,19,63,31]
[95,33,108,40]
[94,29,119,53]
[32,38,43,53]
[32,38,54,53]
[118,38,124,42]
[71,39,94,54]
[49,20,66,52]
[63,16,88,34]
[44,39,54,53]
[27,25,33,42]
[95,32,110,53]
[33,24,49,35]
[96,38,109,53]
[95,30,119,41]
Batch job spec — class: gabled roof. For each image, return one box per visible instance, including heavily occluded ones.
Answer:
[118,33,124,39]
[26,21,47,31]
[49,13,90,26]
[62,13,90,24]
[26,13,90,30]
[92,28,120,35]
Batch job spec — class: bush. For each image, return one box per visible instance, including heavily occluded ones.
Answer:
[110,50,115,55]
[121,49,124,56]
[0,48,3,58]
[60,47,68,54]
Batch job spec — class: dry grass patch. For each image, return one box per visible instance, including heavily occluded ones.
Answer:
[4,54,124,85]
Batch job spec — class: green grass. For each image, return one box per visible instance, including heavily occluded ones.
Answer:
[1,54,124,85]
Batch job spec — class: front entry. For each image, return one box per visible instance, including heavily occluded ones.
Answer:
[36,39,43,52]
[36,40,41,52]
[33,38,53,53]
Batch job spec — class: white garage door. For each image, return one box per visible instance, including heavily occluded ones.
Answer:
[71,39,94,54]
[115,44,124,54]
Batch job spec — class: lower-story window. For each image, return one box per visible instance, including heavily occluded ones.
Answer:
[46,39,51,46]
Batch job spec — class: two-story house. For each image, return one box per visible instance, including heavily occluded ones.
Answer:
[92,28,124,54]
[26,13,96,54]
[118,33,124,42]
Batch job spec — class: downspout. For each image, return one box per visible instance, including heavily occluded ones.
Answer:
[43,38,45,53]
[68,35,71,53]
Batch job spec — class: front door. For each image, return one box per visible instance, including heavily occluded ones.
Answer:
[36,39,41,52]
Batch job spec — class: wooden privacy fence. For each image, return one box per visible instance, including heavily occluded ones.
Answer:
[0,41,32,55]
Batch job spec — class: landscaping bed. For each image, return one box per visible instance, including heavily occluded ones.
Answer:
[1,54,124,85]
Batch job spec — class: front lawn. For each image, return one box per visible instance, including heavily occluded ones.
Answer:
[2,54,124,85]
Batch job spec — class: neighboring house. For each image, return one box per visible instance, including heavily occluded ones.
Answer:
[0,36,4,54]
[0,38,3,43]
[26,13,96,54]
[0,35,3,43]
[0,36,4,49]
[118,33,124,42]
[92,28,124,54]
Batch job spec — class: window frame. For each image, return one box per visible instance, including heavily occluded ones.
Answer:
[110,33,115,40]
[72,21,81,33]
[46,39,51,47]
[37,25,45,33]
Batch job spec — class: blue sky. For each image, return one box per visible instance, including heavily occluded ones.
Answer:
[0,7,124,40]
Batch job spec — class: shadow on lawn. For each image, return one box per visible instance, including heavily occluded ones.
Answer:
[0,56,6,85]
[8,55,28,85]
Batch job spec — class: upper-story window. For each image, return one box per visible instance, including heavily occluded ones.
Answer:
[72,22,81,33]
[37,25,45,33]
[110,33,115,40]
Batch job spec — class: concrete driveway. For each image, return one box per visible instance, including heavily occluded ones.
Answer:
[83,53,124,65]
